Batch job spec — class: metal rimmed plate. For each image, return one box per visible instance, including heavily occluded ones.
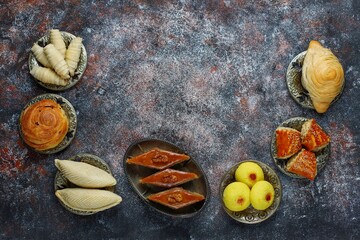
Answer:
[123,138,209,218]
[286,51,344,110]
[54,153,116,215]
[28,31,87,91]
[219,160,282,224]
[270,117,330,179]
[19,93,77,154]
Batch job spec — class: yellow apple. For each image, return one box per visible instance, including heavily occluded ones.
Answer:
[223,182,251,211]
[235,162,264,188]
[250,181,275,210]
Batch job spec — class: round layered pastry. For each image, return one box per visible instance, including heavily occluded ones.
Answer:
[20,99,69,151]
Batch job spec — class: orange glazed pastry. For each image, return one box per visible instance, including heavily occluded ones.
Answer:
[147,187,205,209]
[20,99,69,151]
[275,127,302,159]
[126,148,190,170]
[301,119,330,152]
[140,169,199,188]
[286,149,317,180]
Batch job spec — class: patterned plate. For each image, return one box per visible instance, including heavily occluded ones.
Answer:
[286,51,344,110]
[219,160,282,224]
[123,138,210,218]
[18,93,77,154]
[28,31,87,91]
[270,117,330,178]
[54,153,116,215]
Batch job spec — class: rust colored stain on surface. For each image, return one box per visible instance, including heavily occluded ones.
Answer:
[0,0,359,239]
[0,148,25,177]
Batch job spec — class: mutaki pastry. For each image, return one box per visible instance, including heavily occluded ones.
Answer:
[55,159,117,188]
[301,40,345,113]
[301,118,330,152]
[20,99,69,151]
[55,188,122,213]
[286,149,317,180]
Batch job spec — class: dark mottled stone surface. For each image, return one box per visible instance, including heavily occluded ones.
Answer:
[1,1,359,239]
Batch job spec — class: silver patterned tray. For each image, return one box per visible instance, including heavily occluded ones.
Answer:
[28,31,87,91]
[219,160,282,224]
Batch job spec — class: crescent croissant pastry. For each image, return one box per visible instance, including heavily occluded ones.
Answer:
[20,99,69,150]
[301,40,344,113]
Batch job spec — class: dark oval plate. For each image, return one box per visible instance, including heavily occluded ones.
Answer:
[19,93,77,154]
[28,31,87,91]
[54,153,116,215]
[123,138,209,218]
[286,51,344,110]
[270,117,330,178]
[219,160,282,224]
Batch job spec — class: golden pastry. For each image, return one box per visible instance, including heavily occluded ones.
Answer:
[301,40,344,113]
[20,99,69,151]
[275,127,302,159]
[301,118,330,152]
[286,149,317,180]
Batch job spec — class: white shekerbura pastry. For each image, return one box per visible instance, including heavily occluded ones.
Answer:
[55,159,116,188]
[55,188,122,212]
[301,40,345,113]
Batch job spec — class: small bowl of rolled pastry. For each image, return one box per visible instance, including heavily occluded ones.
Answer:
[271,117,331,180]
[286,40,345,113]
[18,93,77,154]
[28,29,87,91]
[54,154,122,215]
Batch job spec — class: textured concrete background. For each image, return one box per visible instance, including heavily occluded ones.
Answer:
[0,0,359,239]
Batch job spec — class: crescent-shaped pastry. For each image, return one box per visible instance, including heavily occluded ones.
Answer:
[20,99,69,151]
[301,40,344,113]
[55,159,117,188]
[55,188,122,212]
